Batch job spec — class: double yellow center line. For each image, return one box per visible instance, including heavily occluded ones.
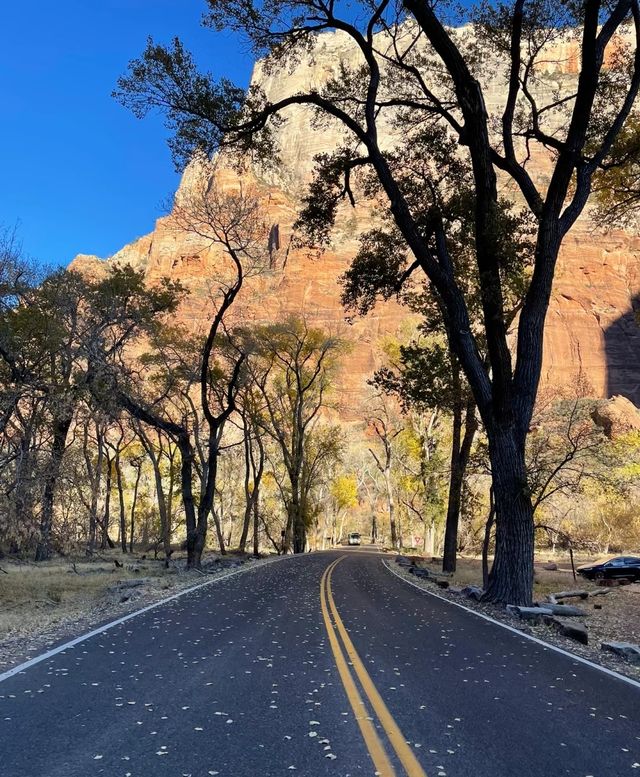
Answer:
[320,556,428,777]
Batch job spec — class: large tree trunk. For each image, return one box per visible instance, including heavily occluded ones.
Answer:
[115,452,127,554]
[239,428,253,553]
[86,428,104,556]
[189,447,223,568]
[290,470,306,554]
[282,503,294,554]
[442,396,477,573]
[482,487,495,590]
[241,424,264,554]
[484,429,534,605]
[129,462,142,552]
[175,434,197,562]
[252,492,260,556]
[100,456,113,550]
[385,470,398,549]
[442,394,462,571]
[292,503,306,554]
[35,413,72,561]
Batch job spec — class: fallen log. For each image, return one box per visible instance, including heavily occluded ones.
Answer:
[546,590,589,604]
[507,605,553,623]
[536,602,587,617]
[589,588,612,597]
[113,578,152,590]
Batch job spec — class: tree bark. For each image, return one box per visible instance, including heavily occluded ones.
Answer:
[290,471,306,554]
[442,392,462,571]
[35,412,72,561]
[100,456,113,550]
[484,429,534,605]
[86,425,104,556]
[188,419,229,567]
[386,470,398,549]
[443,395,477,573]
[129,462,142,553]
[252,492,260,556]
[239,423,253,553]
[482,487,495,590]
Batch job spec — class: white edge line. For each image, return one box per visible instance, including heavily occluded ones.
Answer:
[383,558,640,692]
[0,554,292,684]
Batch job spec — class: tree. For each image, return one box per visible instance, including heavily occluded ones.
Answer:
[395,409,446,556]
[237,386,267,554]
[135,423,178,564]
[374,328,480,571]
[99,178,269,567]
[0,260,180,560]
[366,395,404,549]
[104,421,132,554]
[329,473,358,546]
[116,0,640,603]
[299,424,344,546]
[168,176,268,563]
[250,317,344,552]
[593,117,640,224]
[124,444,146,552]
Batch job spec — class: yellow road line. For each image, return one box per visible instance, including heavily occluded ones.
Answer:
[326,556,428,777]
[320,559,395,776]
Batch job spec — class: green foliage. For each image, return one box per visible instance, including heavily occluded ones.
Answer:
[593,117,640,227]
[295,149,367,249]
[374,337,454,413]
[114,38,277,171]
[340,229,411,316]
[247,317,346,549]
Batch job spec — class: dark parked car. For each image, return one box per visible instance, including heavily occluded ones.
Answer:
[577,556,640,582]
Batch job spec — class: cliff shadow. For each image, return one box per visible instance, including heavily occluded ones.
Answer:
[604,294,640,406]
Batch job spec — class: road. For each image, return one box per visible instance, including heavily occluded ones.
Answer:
[1,549,639,777]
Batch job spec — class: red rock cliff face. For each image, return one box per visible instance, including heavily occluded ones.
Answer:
[71,28,640,408]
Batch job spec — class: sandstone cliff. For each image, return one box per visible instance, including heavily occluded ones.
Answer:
[72,27,640,409]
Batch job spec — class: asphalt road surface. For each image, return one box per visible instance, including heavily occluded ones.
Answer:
[1,549,639,777]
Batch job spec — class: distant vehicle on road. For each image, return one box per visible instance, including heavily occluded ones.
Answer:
[347,532,361,546]
[577,556,640,582]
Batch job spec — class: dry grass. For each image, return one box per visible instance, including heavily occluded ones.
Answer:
[0,554,167,645]
[410,554,608,597]
[0,550,274,672]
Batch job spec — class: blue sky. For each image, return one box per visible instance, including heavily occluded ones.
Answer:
[0,1,254,267]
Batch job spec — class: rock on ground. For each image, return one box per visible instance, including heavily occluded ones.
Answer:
[601,641,640,664]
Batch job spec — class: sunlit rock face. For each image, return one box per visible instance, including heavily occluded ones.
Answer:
[71,26,640,409]
[592,394,640,439]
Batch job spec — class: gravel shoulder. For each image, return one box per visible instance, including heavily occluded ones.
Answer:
[384,558,640,683]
